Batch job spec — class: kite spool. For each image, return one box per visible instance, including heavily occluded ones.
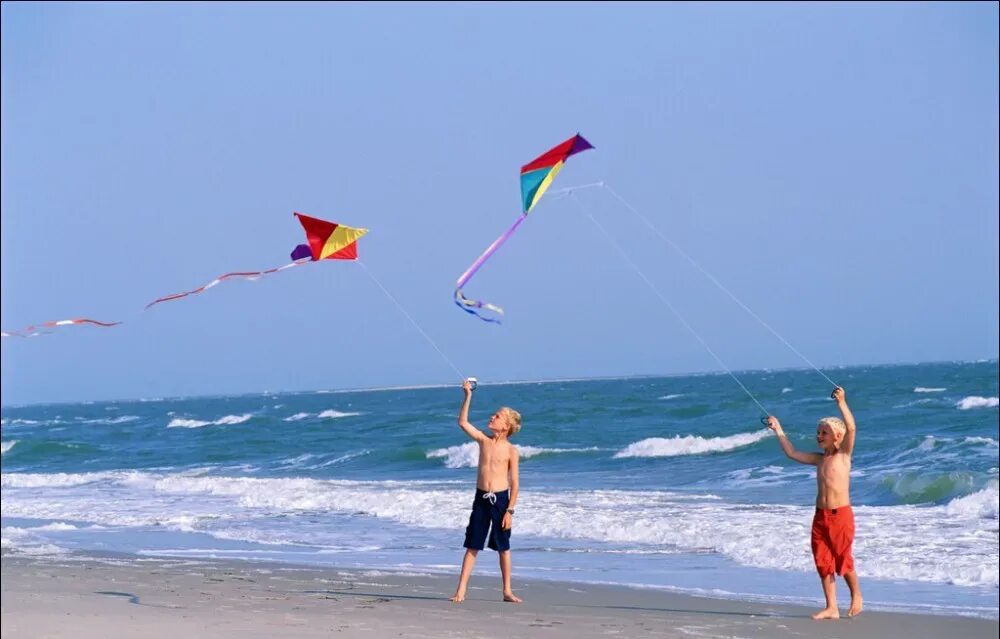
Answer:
[466,377,478,391]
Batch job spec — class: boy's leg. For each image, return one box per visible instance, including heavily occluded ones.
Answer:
[450,549,478,602]
[843,570,863,617]
[498,551,522,603]
[811,573,840,620]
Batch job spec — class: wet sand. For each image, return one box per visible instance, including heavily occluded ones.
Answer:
[2,553,996,638]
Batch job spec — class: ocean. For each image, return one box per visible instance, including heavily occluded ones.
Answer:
[2,360,997,618]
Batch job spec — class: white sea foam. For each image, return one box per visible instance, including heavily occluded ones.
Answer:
[657,394,685,400]
[167,414,253,428]
[1,523,78,536]
[915,387,947,393]
[1,441,17,455]
[1,471,128,488]
[894,398,935,409]
[2,469,997,588]
[781,387,793,393]
[317,410,361,419]
[92,415,140,425]
[425,443,476,468]
[0,524,70,556]
[945,480,999,519]
[614,429,771,458]
[282,410,360,422]
[425,442,599,468]
[964,437,999,446]
[315,450,371,468]
[956,396,999,410]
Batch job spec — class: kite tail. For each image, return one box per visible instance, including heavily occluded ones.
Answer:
[144,260,308,310]
[453,288,505,324]
[454,215,526,324]
[1,318,121,338]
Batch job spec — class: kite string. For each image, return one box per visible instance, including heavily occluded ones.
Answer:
[599,183,839,390]
[569,193,771,418]
[545,181,606,200]
[358,260,466,381]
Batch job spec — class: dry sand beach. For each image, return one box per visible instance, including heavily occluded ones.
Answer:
[2,552,996,639]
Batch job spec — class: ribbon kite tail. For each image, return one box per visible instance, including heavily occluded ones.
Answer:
[454,215,526,324]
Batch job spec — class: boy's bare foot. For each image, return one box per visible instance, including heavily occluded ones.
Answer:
[449,592,466,603]
[848,597,863,617]
[811,607,840,620]
[502,592,523,603]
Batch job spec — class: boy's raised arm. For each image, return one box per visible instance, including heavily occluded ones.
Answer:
[767,416,822,466]
[458,380,487,442]
[832,387,857,456]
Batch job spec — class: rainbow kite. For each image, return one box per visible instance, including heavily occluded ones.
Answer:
[3,213,367,337]
[145,213,368,310]
[455,133,593,323]
[290,212,369,262]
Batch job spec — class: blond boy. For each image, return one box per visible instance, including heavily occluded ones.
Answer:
[767,386,863,619]
[449,379,522,603]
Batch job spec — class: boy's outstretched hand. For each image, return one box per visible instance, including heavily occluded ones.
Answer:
[766,416,784,436]
[831,386,846,403]
[462,379,474,394]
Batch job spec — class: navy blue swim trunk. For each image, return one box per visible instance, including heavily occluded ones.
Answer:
[462,488,511,552]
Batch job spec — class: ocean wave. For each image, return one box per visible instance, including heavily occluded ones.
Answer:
[277,450,372,470]
[281,410,362,422]
[83,415,141,425]
[956,396,999,410]
[964,437,999,446]
[318,410,361,419]
[1,440,17,455]
[3,470,997,588]
[167,414,254,428]
[723,465,803,488]
[914,387,946,393]
[946,480,999,519]
[1,471,130,488]
[614,430,771,458]
[657,394,685,400]
[2,522,79,533]
[893,398,936,409]
[880,471,981,504]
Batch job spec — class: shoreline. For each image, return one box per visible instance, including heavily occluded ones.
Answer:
[2,551,997,638]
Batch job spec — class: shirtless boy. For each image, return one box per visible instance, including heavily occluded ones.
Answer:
[767,386,863,619]
[449,379,522,603]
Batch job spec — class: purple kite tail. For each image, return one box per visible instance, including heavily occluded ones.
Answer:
[454,215,526,323]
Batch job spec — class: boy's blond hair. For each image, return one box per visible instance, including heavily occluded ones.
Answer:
[502,407,522,436]
[818,416,847,442]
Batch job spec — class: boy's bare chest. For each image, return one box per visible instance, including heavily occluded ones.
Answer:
[480,443,511,465]
[817,454,850,481]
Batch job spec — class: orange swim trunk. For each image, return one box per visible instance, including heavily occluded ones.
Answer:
[811,506,855,577]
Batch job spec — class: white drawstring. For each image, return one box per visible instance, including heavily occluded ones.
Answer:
[482,491,497,505]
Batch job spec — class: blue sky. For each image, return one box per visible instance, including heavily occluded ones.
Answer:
[2,2,997,405]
